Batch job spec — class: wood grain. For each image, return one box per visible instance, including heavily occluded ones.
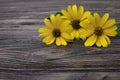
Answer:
[0,0,120,80]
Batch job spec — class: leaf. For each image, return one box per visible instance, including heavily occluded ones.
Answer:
[47,17,50,20]
[116,23,120,36]
[47,11,63,20]
[55,11,63,16]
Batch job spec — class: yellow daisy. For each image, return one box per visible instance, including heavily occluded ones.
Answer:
[61,4,91,40]
[80,13,118,47]
[38,14,72,46]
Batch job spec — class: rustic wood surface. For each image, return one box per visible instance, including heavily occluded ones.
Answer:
[0,0,120,80]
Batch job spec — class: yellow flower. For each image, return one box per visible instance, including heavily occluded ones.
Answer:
[61,4,91,40]
[38,14,72,46]
[80,13,118,47]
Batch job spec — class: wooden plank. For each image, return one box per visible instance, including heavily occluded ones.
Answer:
[0,72,120,80]
[0,0,120,79]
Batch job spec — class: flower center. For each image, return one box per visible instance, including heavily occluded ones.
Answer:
[52,29,61,37]
[71,20,81,30]
[95,27,103,36]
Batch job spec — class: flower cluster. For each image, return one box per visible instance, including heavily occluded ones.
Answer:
[38,4,118,47]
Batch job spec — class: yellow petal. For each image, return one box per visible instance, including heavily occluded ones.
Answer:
[38,28,51,37]
[72,4,77,18]
[46,37,55,45]
[94,13,101,26]
[77,6,84,19]
[50,14,56,26]
[80,22,94,37]
[84,34,97,47]
[65,25,73,33]
[55,14,62,26]
[81,18,90,23]
[61,10,72,20]
[42,35,55,45]
[104,35,111,45]
[80,35,86,40]
[104,25,117,31]
[78,28,84,33]
[80,21,94,30]
[38,28,51,33]
[104,31,117,37]
[100,13,109,26]
[102,19,116,29]
[61,15,68,19]
[67,5,74,17]
[60,20,71,30]
[79,29,89,40]
[70,30,76,40]
[88,15,96,27]
[75,30,80,40]
[99,35,108,47]
[56,37,61,46]
[62,10,68,16]
[61,32,70,40]
[96,37,101,47]
[60,37,67,46]
[44,18,53,28]
[39,33,50,37]
[104,27,117,36]
[81,11,91,21]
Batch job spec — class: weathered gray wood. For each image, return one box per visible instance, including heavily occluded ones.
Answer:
[0,72,120,80]
[0,0,120,80]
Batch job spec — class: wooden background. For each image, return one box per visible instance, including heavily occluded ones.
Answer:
[0,0,120,80]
